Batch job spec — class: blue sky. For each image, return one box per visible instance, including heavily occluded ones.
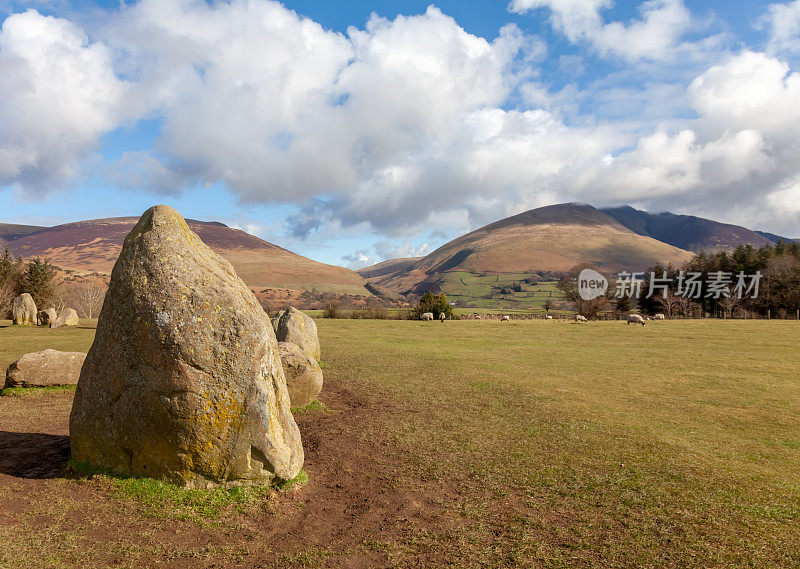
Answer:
[1,0,800,267]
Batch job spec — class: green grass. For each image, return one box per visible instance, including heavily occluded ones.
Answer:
[0,385,76,397]
[438,272,562,309]
[68,459,308,522]
[291,399,330,414]
[0,319,97,371]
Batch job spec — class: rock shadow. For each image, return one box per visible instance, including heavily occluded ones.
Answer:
[0,431,70,479]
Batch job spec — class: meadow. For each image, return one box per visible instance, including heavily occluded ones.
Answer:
[438,272,560,309]
[1,318,799,567]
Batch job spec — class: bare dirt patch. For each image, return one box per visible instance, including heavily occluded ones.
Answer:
[0,377,463,568]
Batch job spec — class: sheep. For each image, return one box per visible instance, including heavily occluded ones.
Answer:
[501,315,510,321]
[421,312,434,321]
[439,312,446,322]
[654,313,665,320]
[545,315,553,320]
[574,315,587,322]
[627,314,646,326]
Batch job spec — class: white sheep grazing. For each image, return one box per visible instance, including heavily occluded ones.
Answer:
[654,313,665,320]
[501,315,510,321]
[545,315,553,320]
[421,312,434,321]
[627,314,646,326]
[574,315,587,322]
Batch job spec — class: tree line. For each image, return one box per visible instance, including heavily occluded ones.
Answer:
[558,241,800,319]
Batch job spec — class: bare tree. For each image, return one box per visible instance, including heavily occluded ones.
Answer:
[0,280,16,319]
[718,288,741,319]
[655,290,681,318]
[556,263,611,319]
[51,283,69,313]
[74,283,106,319]
[673,295,696,318]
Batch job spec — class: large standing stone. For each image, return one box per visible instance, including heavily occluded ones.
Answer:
[275,307,320,361]
[69,205,303,488]
[38,308,57,326]
[12,294,37,325]
[5,349,86,389]
[277,342,323,408]
[51,308,79,328]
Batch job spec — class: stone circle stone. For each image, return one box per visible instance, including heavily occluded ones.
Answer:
[275,307,320,361]
[12,293,37,325]
[5,349,86,389]
[38,308,57,326]
[277,342,323,408]
[51,308,79,328]
[69,205,303,488]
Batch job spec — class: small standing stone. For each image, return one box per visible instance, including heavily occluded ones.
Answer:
[38,308,57,326]
[12,293,37,325]
[277,342,323,408]
[275,306,321,361]
[51,308,79,328]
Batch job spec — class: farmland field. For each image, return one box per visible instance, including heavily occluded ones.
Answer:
[1,318,800,567]
[437,272,561,309]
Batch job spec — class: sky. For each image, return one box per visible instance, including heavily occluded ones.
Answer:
[1,0,800,268]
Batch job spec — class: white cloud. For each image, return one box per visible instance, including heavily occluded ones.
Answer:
[2,1,800,243]
[509,0,693,61]
[99,1,537,208]
[689,50,800,138]
[374,239,433,260]
[342,249,375,270]
[0,10,126,193]
[761,0,800,54]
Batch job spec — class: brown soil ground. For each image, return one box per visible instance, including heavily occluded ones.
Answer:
[0,376,484,568]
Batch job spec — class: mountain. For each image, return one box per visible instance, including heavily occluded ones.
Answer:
[3,216,368,295]
[356,257,421,280]
[0,223,45,243]
[358,203,694,295]
[600,206,773,251]
[755,231,800,244]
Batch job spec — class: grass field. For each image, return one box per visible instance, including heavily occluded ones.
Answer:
[1,318,799,567]
[438,272,561,309]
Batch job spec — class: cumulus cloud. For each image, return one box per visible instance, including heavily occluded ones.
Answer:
[2,0,800,243]
[509,0,693,61]
[0,10,126,193]
[98,1,537,207]
[574,50,800,230]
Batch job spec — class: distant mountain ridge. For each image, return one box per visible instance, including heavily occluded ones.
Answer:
[358,202,796,297]
[600,206,774,251]
[755,230,800,244]
[1,215,368,295]
[358,203,695,295]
